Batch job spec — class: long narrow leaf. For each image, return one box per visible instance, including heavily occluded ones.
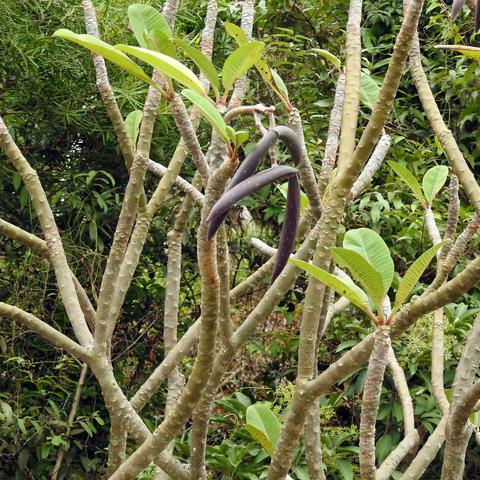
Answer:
[422,165,449,205]
[224,22,248,45]
[392,242,444,314]
[272,175,300,281]
[387,160,426,204]
[289,259,372,316]
[147,29,177,58]
[53,29,153,85]
[124,110,143,146]
[331,247,385,312]
[128,4,172,48]
[174,38,220,98]
[181,89,228,141]
[116,45,205,95]
[343,228,394,295]
[222,41,265,94]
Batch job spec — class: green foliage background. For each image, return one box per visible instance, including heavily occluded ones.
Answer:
[1,0,480,478]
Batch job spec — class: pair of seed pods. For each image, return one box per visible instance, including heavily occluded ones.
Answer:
[206,126,302,281]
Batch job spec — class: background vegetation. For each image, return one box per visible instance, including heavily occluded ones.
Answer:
[1,0,479,478]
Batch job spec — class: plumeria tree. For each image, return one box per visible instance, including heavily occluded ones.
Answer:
[1,0,480,479]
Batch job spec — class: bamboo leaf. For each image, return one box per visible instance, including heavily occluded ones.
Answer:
[422,165,449,205]
[289,259,372,316]
[181,89,228,140]
[387,160,426,204]
[147,28,177,59]
[310,48,341,69]
[53,29,153,85]
[245,403,281,456]
[124,110,143,146]
[174,38,220,98]
[116,45,205,95]
[128,4,172,49]
[331,247,385,312]
[343,228,394,295]
[222,41,265,93]
[224,22,248,45]
[392,242,444,314]
[435,44,480,61]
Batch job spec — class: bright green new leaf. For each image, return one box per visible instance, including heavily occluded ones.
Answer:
[277,183,309,211]
[147,28,177,59]
[290,259,372,316]
[245,403,281,456]
[128,4,172,48]
[116,45,205,95]
[392,242,444,314]
[360,72,380,111]
[271,69,290,105]
[124,110,143,146]
[343,228,394,294]
[222,41,265,93]
[234,130,249,147]
[225,125,236,144]
[310,48,341,69]
[422,165,449,205]
[387,160,426,204]
[181,89,228,141]
[53,29,153,85]
[435,44,480,61]
[224,21,248,45]
[331,247,386,312]
[173,38,220,98]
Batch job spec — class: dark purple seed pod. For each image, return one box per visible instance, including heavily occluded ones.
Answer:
[272,126,302,166]
[206,165,297,240]
[451,0,467,18]
[271,174,300,281]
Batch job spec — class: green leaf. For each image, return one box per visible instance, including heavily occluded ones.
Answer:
[331,247,385,312]
[255,60,290,108]
[290,259,373,316]
[336,459,354,480]
[224,22,248,45]
[53,29,153,86]
[422,165,449,205]
[234,130,249,147]
[387,160,426,204]
[222,41,265,94]
[435,44,480,61]
[116,45,205,95]
[173,38,220,98]
[147,28,177,59]
[245,403,281,456]
[271,69,290,105]
[277,183,309,211]
[392,242,444,314]
[343,228,394,294]
[360,71,380,111]
[310,48,341,69]
[128,4,172,49]
[124,110,143,146]
[181,89,228,141]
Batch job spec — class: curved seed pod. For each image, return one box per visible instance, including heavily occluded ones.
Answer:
[273,125,302,166]
[206,165,297,239]
[209,126,302,236]
[451,0,467,18]
[271,174,300,281]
